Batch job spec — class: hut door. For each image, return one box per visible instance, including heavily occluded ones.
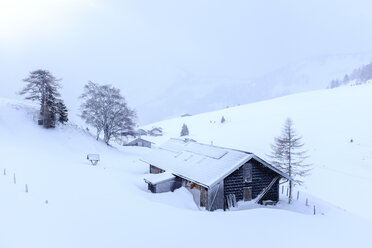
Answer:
[243,187,252,201]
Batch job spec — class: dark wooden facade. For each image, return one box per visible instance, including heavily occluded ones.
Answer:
[147,159,282,211]
[224,159,279,206]
[147,177,182,193]
[150,165,165,174]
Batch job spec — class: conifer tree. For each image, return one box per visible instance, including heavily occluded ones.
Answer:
[180,123,189,136]
[56,100,69,124]
[221,116,226,123]
[268,118,311,204]
[19,70,63,128]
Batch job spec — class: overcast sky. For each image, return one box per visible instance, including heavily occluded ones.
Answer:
[1,0,372,124]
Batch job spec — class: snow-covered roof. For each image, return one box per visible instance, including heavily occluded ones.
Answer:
[87,154,100,161]
[141,138,290,188]
[144,171,176,185]
[126,137,153,145]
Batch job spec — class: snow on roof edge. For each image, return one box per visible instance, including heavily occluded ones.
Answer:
[143,171,176,185]
[251,154,292,181]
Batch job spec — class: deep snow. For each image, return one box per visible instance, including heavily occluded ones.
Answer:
[1,84,372,247]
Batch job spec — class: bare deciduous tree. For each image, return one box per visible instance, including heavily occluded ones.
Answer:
[268,118,311,204]
[79,81,136,145]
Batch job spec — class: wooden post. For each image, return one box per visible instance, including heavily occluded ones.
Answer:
[13,173,16,184]
[297,191,299,200]
[282,185,284,194]
[313,205,316,215]
[286,188,289,196]
[3,168,6,175]
[25,184,28,193]
[306,198,308,206]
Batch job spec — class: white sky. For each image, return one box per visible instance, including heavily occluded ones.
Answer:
[1,0,372,123]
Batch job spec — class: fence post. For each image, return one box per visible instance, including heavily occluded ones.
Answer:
[286,188,289,197]
[297,191,299,200]
[313,205,316,215]
[13,173,16,184]
[282,185,284,194]
[306,198,308,206]
[3,168,5,175]
[25,184,28,193]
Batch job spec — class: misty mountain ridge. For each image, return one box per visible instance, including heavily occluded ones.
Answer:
[138,53,372,124]
[329,60,372,88]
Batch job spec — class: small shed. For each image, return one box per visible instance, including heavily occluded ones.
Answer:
[136,129,148,136]
[148,127,163,136]
[125,138,153,148]
[141,138,291,211]
[144,172,182,193]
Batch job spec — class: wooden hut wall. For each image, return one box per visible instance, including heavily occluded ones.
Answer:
[224,159,279,203]
[183,180,202,206]
[141,140,152,148]
[207,181,225,211]
[260,179,279,202]
[150,165,165,174]
[148,177,182,193]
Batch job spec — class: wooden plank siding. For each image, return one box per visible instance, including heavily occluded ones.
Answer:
[147,175,182,193]
[150,165,165,174]
[223,159,279,206]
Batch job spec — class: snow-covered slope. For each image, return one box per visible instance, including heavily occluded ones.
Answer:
[145,83,372,221]
[139,53,372,123]
[1,86,372,248]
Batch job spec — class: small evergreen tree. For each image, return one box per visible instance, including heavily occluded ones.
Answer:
[180,123,189,136]
[221,116,226,123]
[56,100,69,124]
[44,93,57,128]
[268,118,311,204]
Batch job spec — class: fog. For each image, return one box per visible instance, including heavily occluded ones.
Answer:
[1,0,372,124]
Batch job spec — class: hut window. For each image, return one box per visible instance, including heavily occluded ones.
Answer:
[243,164,252,182]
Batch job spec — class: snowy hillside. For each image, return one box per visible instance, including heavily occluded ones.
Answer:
[145,83,372,221]
[1,84,372,248]
[138,53,372,123]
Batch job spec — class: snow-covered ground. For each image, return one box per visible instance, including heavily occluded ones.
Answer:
[1,84,372,247]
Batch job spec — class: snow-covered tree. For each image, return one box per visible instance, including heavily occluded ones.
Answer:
[221,116,226,123]
[180,123,189,136]
[268,118,311,204]
[79,81,136,145]
[56,100,69,124]
[19,70,63,128]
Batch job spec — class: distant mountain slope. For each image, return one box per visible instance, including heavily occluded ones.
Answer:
[329,61,372,88]
[138,53,372,124]
[144,84,372,220]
